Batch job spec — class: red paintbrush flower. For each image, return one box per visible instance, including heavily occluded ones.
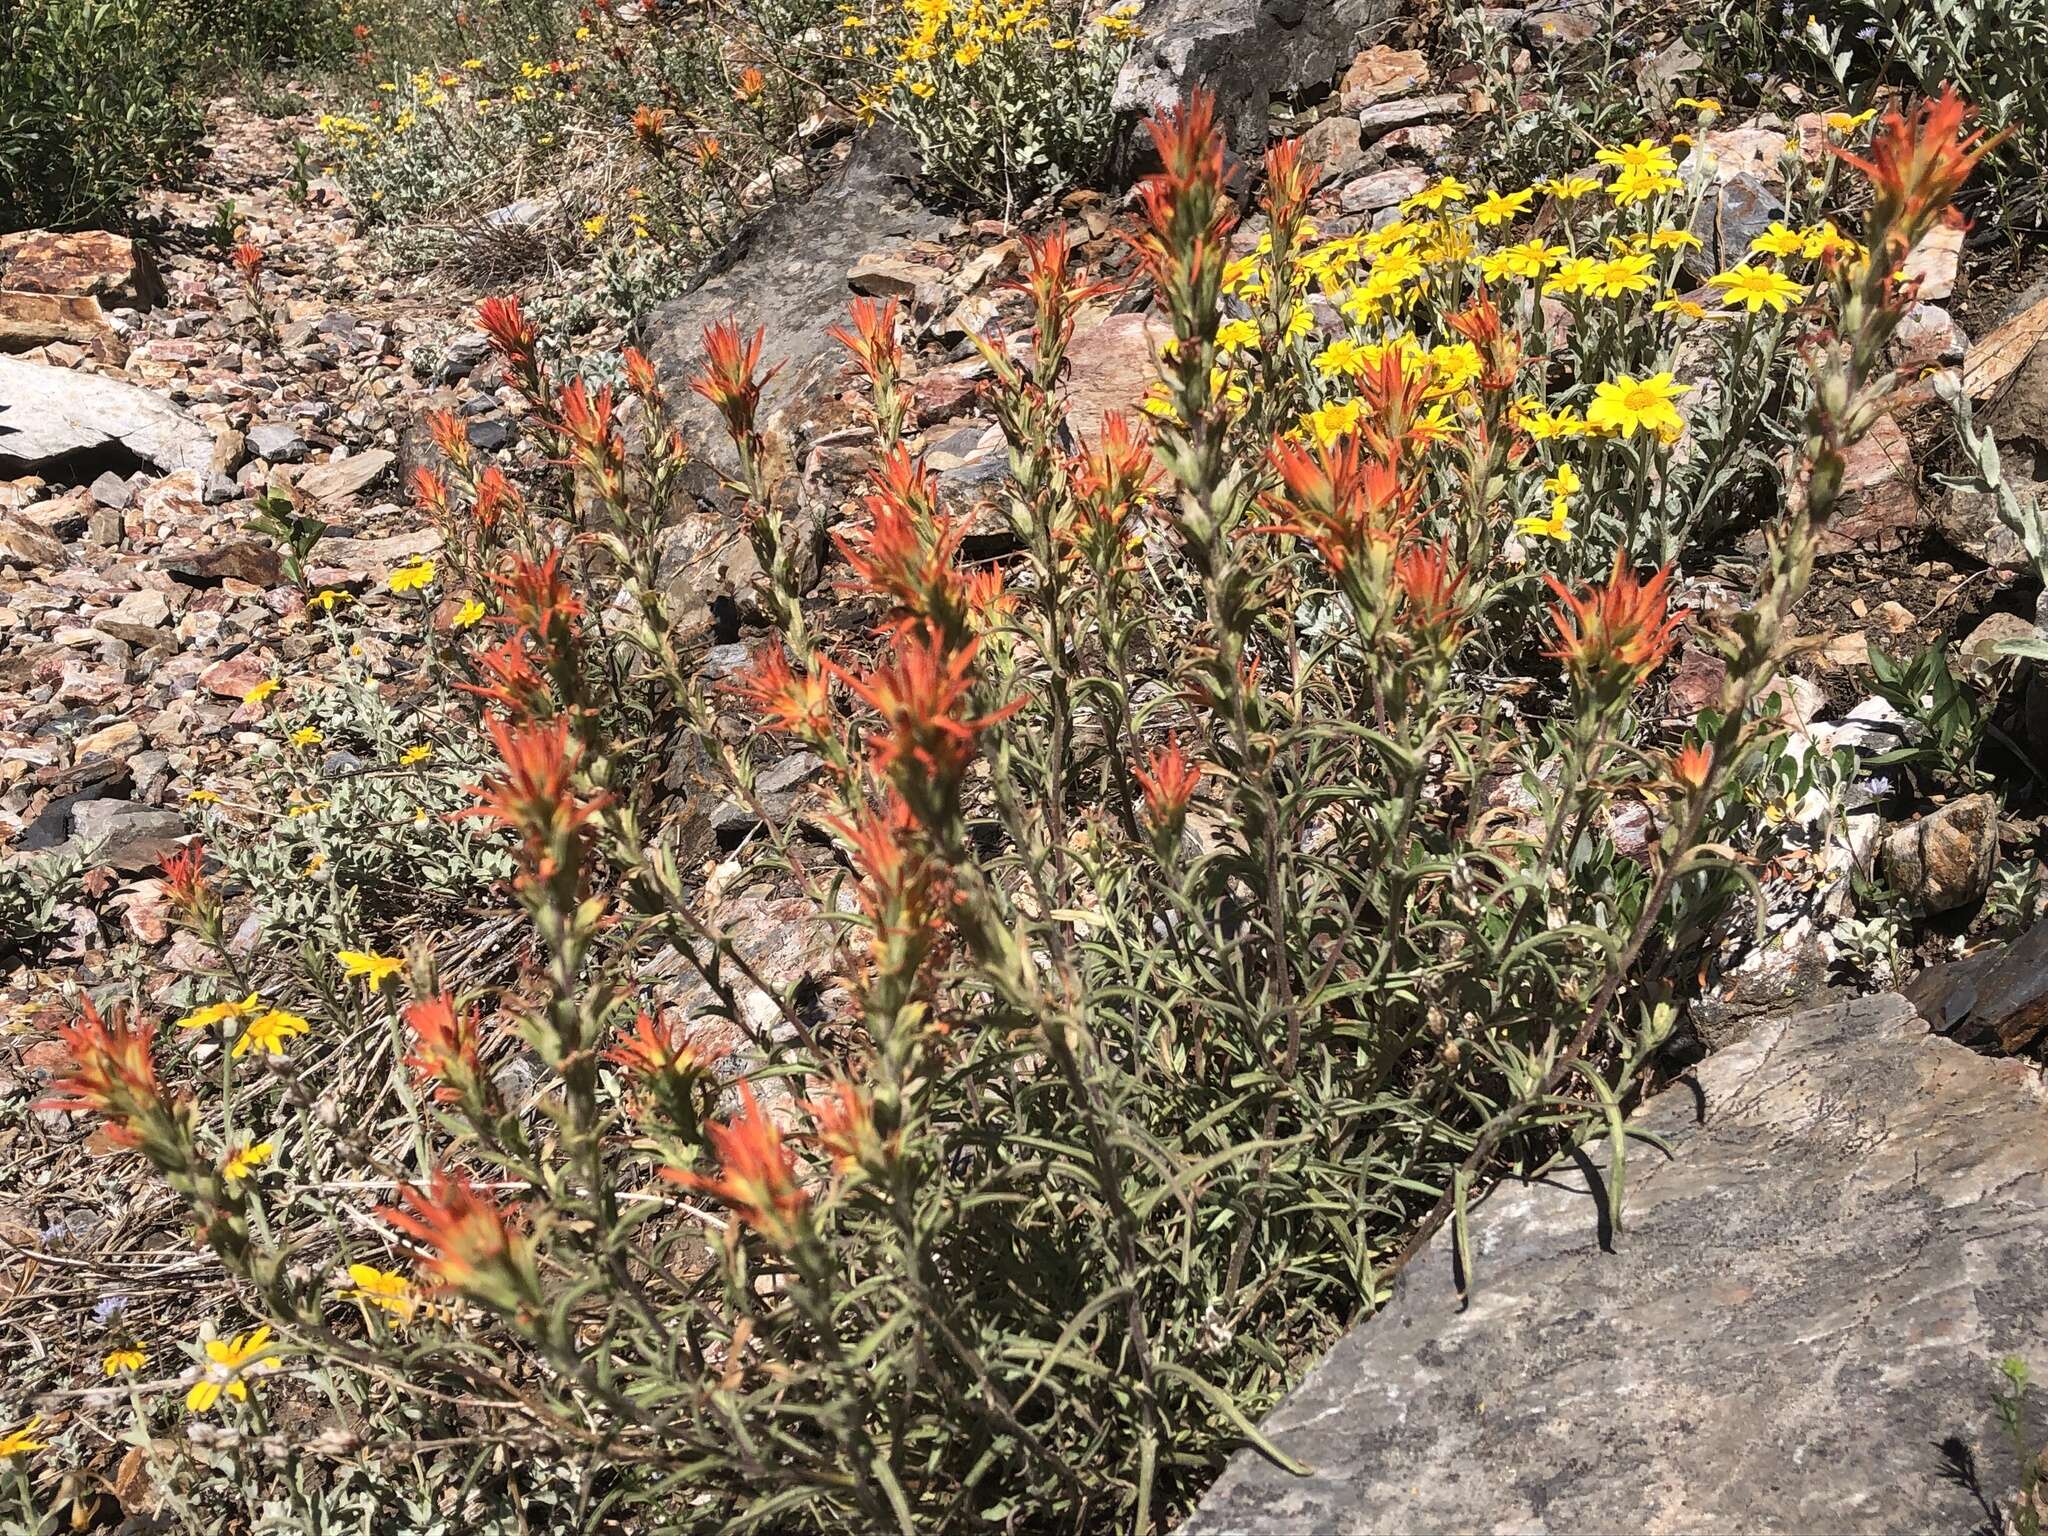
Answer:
[822,624,1021,818]
[1392,541,1467,639]
[412,466,450,519]
[721,644,832,741]
[1671,741,1713,794]
[378,1168,540,1311]
[493,551,582,655]
[1544,550,1687,702]
[803,1077,889,1175]
[463,716,610,885]
[476,295,538,373]
[690,318,776,444]
[661,1082,811,1248]
[1834,86,2006,260]
[159,840,214,921]
[621,346,662,403]
[1261,135,1318,244]
[34,999,164,1149]
[828,297,904,387]
[1259,433,1416,574]
[472,465,519,532]
[630,104,669,151]
[403,993,485,1106]
[463,633,555,720]
[231,242,264,285]
[424,407,472,467]
[1129,91,1236,307]
[1131,733,1203,830]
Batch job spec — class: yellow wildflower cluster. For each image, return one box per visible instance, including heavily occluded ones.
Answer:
[1194,125,1862,554]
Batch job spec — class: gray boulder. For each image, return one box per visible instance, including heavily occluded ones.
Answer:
[1185,992,2048,1535]
[645,130,946,477]
[0,355,214,479]
[1110,0,1398,158]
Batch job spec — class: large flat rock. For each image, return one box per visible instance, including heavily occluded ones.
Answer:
[0,354,213,478]
[1186,993,2048,1534]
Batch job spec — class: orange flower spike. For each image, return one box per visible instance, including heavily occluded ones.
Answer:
[159,840,215,921]
[735,65,765,103]
[603,1009,723,1081]
[462,633,555,721]
[1261,134,1318,241]
[552,379,626,502]
[691,318,777,445]
[621,346,662,405]
[1260,434,1415,573]
[661,1082,812,1249]
[1014,228,1116,364]
[1132,733,1203,830]
[828,297,905,388]
[403,993,485,1106]
[630,103,669,151]
[472,465,520,533]
[828,791,941,941]
[1544,551,1688,704]
[34,999,165,1149]
[1392,541,1468,639]
[412,466,451,520]
[423,407,472,467]
[476,295,539,373]
[464,716,610,885]
[804,1078,889,1176]
[1074,411,1163,518]
[1130,91,1236,316]
[1672,741,1714,795]
[824,625,1022,814]
[378,1169,541,1312]
[231,242,264,285]
[1445,289,1523,395]
[1355,345,1439,463]
[721,644,833,742]
[1834,87,2006,254]
[493,550,583,661]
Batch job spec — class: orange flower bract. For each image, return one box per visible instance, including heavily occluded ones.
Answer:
[662,1082,811,1248]
[1544,551,1686,701]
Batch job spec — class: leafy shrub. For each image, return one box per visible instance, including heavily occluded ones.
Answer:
[1688,0,2048,237]
[0,844,93,961]
[845,0,1136,207]
[9,88,1994,1535]
[0,0,205,232]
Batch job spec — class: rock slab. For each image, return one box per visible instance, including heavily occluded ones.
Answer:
[0,354,214,478]
[1185,993,2048,1535]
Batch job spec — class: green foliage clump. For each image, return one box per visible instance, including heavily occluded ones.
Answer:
[0,0,205,232]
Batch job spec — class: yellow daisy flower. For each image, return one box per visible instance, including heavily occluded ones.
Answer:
[452,597,488,629]
[0,1417,44,1458]
[244,679,280,705]
[399,744,433,766]
[1708,264,1807,312]
[289,727,323,748]
[337,950,407,986]
[233,1010,309,1059]
[1515,499,1574,543]
[1402,175,1469,212]
[1540,174,1602,201]
[1594,138,1679,176]
[1215,317,1259,351]
[102,1347,146,1376]
[1471,187,1534,226]
[343,1264,420,1324]
[389,560,437,594]
[1586,371,1688,439]
[222,1141,274,1184]
[186,1327,279,1414]
[1748,221,1809,258]
[177,993,261,1031]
